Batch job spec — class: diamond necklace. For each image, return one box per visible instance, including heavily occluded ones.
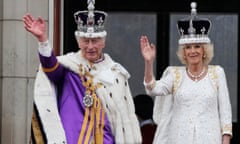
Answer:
[187,67,205,82]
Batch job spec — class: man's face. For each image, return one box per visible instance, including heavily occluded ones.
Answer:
[78,37,105,62]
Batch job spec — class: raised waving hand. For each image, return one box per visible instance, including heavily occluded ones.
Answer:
[140,35,156,64]
[140,35,156,83]
[23,13,48,42]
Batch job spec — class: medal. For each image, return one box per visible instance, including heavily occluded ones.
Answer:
[83,93,93,107]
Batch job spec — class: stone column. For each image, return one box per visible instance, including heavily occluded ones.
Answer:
[0,0,48,143]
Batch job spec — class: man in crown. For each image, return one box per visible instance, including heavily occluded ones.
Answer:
[22,0,142,143]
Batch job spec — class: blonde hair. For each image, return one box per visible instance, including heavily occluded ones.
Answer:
[176,43,214,65]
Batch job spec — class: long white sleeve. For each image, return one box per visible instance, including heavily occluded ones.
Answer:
[38,40,52,57]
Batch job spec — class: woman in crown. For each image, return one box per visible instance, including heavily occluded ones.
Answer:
[140,2,232,144]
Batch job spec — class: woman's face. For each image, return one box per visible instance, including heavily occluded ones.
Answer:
[183,43,204,65]
[78,37,105,62]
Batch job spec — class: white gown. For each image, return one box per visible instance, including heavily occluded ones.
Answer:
[146,65,232,144]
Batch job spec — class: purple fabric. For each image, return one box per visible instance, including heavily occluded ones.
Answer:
[39,52,57,68]
[39,53,115,144]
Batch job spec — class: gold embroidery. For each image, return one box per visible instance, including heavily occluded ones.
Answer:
[208,65,218,90]
[146,79,156,91]
[222,124,232,133]
[173,67,181,94]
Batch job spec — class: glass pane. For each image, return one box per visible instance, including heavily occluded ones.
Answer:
[105,13,157,96]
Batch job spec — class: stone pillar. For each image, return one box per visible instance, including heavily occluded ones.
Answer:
[0,0,48,143]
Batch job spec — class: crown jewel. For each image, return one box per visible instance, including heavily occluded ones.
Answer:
[74,0,107,38]
[177,2,211,45]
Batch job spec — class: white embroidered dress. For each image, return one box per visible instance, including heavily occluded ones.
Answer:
[145,65,232,144]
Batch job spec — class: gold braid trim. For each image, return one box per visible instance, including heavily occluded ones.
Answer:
[84,108,95,144]
[41,62,60,73]
[94,97,105,144]
[78,107,90,144]
[78,63,104,144]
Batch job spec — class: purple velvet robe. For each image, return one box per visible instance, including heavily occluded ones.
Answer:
[39,52,115,144]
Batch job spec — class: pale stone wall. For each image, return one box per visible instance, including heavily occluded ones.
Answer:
[0,0,49,143]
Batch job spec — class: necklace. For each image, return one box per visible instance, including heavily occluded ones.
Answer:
[187,67,205,82]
